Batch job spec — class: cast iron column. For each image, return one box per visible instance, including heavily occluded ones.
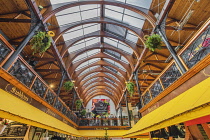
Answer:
[3,22,42,70]
[134,70,142,118]
[71,90,76,111]
[119,103,123,126]
[57,70,66,96]
[125,92,131,127]
[156,26,186,73]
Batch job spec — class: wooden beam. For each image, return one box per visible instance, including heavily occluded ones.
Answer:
[33,57,56,61]
[165,26,197,31]
[143,60,168,63]
[0,18,31,23]
[35,69,61,72]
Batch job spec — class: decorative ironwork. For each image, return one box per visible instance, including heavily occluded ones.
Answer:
[0,40,11,63]
[181,26,210,68]
[45,90,55,105]
[9,59,35,87]
[62,106,67,115]
[150,80,163,98]
[142,91,151,105]
[160,64,182,89]
[54,98,63,112]
[31,78,47,98]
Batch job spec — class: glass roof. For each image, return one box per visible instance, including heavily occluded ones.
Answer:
[50,0,153,102]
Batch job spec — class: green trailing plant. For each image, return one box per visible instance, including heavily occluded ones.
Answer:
[145,34,162,51]
[30,31,51,55]
[75,99,82,111]
[63,81,74,92]
[81,109,86,116]
[126,82,135,97]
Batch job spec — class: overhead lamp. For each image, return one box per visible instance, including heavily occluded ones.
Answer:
[72,80,75,83]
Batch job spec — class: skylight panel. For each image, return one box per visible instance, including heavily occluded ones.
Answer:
[55,6,80,16]
[83,78,99,87]
[126,31,139,43]
[68,41,85,53]
[72,53,87,63]
[56,12,81,26]
[104,66,117,73]
[83,24,100,34]
[106,24,126,38]
[104,38,118,47]
[105,9,123,21]
[105,5,124,13]
[63,28,83,41]
[83,72,99,81]
[104,72,118,80]
[80,67,100,77]
[75,58,100,71]
[124,9,145,20]
[50,0,77,5]
[81,8,99,20]
[80,4,99,11]
[126,0,152,9]
[85,37,100,46]
[87,49,100,56]
[117,43,133,54]
[123,15,145,28]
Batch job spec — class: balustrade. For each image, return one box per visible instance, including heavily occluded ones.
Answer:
[79,118,128,127]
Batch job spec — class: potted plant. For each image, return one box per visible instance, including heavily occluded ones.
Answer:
[30,31,52,55]
[126,82,135,97]
[75,99,82,111]
[63,81,74,92]
[0,119,9,134]
[145,34,162,51]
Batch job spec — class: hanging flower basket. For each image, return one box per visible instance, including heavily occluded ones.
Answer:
[145,34,162,51]
[75,99,82,111]
[30,31,52,55]
[126,82,135,97]
[63,81,74,92]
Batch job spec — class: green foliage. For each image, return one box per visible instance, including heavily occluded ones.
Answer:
[75,99,82,111]
[81,109,86,116]
[63,81,74,92]
[30,31,51,55]
[145,34,162,51]
[126,82,135,97]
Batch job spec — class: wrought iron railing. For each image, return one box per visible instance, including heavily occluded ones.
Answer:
[0,35,14,67]
[7,56,79,125]
[79,118,129,127]
[180,25,210,69]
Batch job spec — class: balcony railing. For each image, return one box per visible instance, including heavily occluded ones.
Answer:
[141,21,210,108]
[79,118,129,127]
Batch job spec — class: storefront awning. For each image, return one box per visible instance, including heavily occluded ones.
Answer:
[124,77,210,137]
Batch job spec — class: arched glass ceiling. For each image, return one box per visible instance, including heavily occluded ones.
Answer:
[49,0,153,104]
